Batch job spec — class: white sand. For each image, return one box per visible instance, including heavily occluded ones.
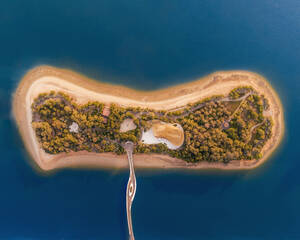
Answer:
[141,128,180,150]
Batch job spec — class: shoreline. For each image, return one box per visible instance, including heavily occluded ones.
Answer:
[12,65,284,172]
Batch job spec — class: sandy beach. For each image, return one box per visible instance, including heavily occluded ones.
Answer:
[12,65,284,172]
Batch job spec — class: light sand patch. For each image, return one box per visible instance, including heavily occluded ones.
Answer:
[120,118,137,133]
[141,128,181,150]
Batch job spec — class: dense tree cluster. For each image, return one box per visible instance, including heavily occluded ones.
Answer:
[31,88,273,163]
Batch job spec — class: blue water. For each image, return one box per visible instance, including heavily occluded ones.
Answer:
[0,0,300,239]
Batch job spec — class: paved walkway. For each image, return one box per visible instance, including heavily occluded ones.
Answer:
[124,141,136,240]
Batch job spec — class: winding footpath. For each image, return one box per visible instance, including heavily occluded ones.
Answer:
[124,141,137,240]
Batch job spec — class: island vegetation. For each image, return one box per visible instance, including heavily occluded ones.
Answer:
[31,86,273,164]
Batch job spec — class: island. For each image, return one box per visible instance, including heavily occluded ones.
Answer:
[13,66,284,172]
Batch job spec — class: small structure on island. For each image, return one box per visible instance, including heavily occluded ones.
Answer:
[222,120,230,130]
[102,105,111,123]
[69,122,79,133]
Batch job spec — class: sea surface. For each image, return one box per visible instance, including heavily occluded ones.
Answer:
[0,0,300,239]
